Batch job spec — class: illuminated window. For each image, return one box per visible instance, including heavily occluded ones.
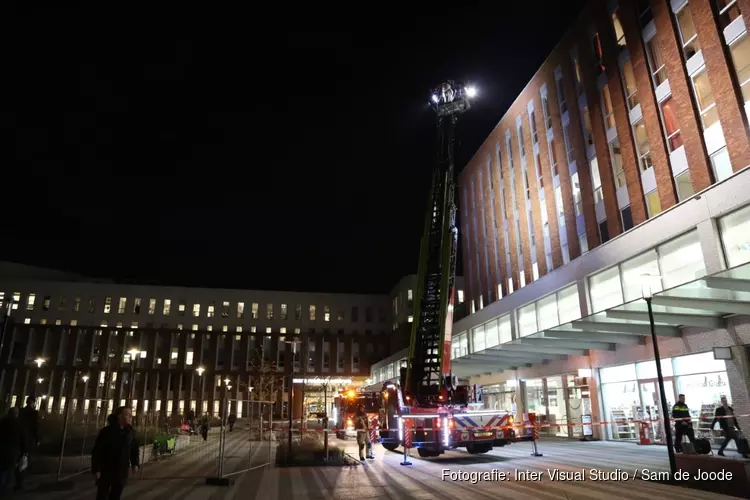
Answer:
[26,293,35,311]
[634,122,653,172]
[148,298,156,315]
[324,306,331,322]
[601,83,616,130]
[542,96,552,130]
[237,302,245,319]
[178,301,186,315]
[646,190,663,217]
[457,290,464,303]
[163,299,171,315]
[192,304,200,317]
[609,138,627,188]
[280,304,288,320]
[622,60,638,110]
[407,315,414,323]
[660,97,683,151]
[221,301,230,318]
[133,298,141,315]
[118,297,127,314]
[676,3,700,59]
[691,70,720,130]
[104,297,112,314]
[646,36,668,86]
[309,305,316,321]
[207,302,215,318]
[612,11,626,47]
[251,303,259,319]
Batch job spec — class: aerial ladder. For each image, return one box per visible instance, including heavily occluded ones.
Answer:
[378,82,516,457]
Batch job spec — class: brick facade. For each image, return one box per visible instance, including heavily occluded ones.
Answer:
[652,0,714,192]
[458,0,750,308]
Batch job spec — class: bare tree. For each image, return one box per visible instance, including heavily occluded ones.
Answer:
[247,346,282,403]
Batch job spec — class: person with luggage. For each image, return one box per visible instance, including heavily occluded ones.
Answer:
[712,396,750,458]
[672,394,695,453]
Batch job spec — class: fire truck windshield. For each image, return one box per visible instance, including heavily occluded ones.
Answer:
[344,396,379,414]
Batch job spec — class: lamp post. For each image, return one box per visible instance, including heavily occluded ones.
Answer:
[641,273,676,478]
[0,297,15,370]
[127,348,140,406]
[196,366,206,415]
[284,338,302,456]
[32,357,46,407]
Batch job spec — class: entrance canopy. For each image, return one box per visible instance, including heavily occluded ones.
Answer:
[451,262,750,379]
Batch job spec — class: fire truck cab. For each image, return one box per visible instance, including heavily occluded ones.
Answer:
[333,389,381,439]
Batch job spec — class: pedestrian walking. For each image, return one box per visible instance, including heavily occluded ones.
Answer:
[228,413,237,432]
[200,413,210,441]
[0,407,27,495]
[91,406,140,500]
[15,398,39,490]
[672,394,695,453]
[713,396,750,458]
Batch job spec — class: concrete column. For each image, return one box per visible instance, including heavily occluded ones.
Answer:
[697,218,727,275]
[725,318,750,431]
[577,279,591,319]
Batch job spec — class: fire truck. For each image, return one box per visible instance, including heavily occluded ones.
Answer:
[377,82,516,457]
[333,389,382,439]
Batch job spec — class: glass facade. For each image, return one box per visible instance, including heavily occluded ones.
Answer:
[599,352,733,448]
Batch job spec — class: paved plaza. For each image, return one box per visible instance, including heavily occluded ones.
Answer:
[14,432,748,500]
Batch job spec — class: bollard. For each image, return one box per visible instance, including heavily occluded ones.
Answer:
[400,420,411,466]
[528,412,543,457]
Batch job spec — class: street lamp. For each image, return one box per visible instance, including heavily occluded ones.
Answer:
[196,366,205,377]
[284,338,302,455]
[127,348,140,405]
[0,297,15,368]
[82,375,90,384]
[641,273,676,478]
[34,357,45,368]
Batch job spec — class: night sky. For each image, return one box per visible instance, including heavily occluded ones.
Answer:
[4,3,586,294]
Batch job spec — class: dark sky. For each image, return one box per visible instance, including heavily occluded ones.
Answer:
[3,3,586,294]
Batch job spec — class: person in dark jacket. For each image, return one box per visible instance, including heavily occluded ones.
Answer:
[91,406,140,500]
[0,407,27,494]
[672,394,694,453]
[228,413,237,432]
[712,396,749,458]
[15,399,38,490]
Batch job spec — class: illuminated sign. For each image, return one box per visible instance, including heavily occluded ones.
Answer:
[292,377,352,385]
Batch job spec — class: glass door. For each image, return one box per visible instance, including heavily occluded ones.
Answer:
[638,378,675,443]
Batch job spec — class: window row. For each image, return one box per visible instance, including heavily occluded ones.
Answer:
[0,294,386,323]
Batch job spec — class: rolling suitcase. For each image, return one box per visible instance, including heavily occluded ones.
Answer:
[735,432,749,455]
[694,438,712,455]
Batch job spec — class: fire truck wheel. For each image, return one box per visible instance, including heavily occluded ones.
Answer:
[417,448,439,458]
[382,444,398,452]
[466,444,492,454]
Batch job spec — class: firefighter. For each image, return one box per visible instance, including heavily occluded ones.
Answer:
[672,394,695,453]
[355,405,374,461]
